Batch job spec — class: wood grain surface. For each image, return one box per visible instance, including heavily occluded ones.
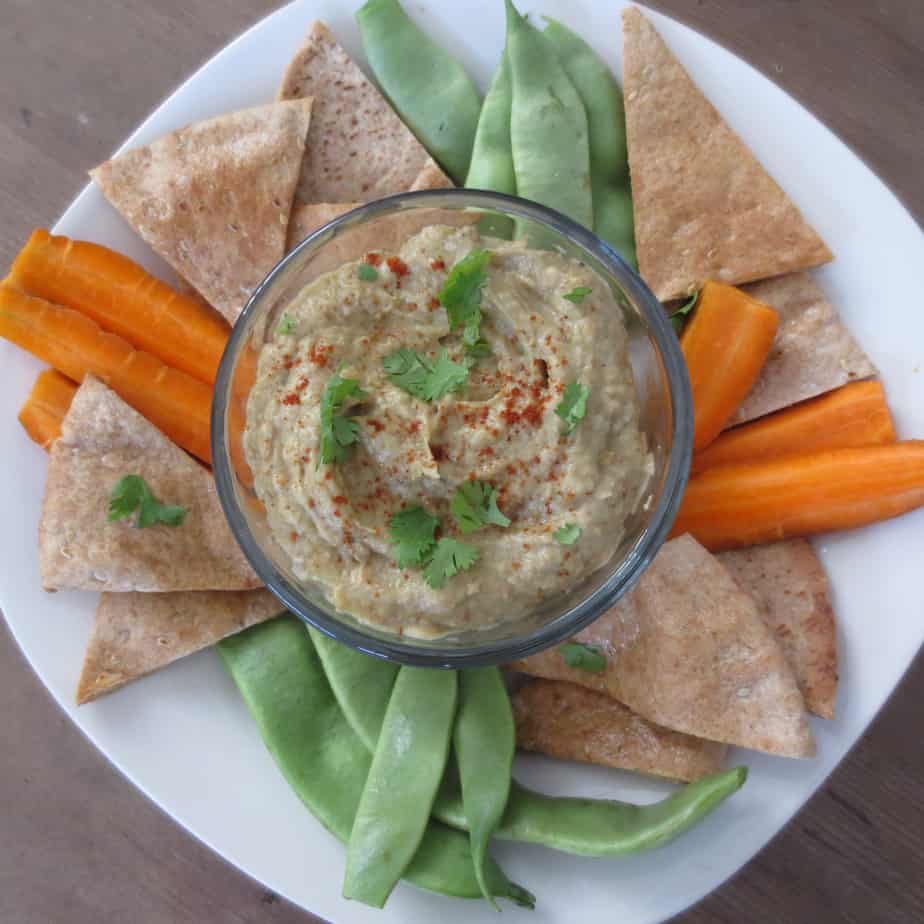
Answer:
[2,1,923,922]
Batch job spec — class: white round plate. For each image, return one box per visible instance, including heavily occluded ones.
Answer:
[3,2,923,922]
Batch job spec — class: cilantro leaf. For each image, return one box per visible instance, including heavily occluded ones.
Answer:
[563,286,592,303]
[358,263,379,282]
[319,370,367,466]
[555,382,590,434]
[389,505,439,568]
[439,249,491,347]
[108,475,187,528]
[277,313,295,335]
[465,337,492,359]
[451,481,510,534]
[559,642,606,673]
[553,522,582,545]
[423,538,480,589]
[383,348,469,401]
[670,290,699,333]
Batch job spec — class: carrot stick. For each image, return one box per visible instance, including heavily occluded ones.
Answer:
[18,369,78,450]
[10,229,230,384]
[681,280,779,451]
[671,442,924,550]
[691,380,896,475]
[0,284,212,463]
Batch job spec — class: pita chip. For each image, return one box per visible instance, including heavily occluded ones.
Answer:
[91,99,312,323]
[720,540,838,719]
[286,202,360,252]
[730,272,876,425]
[39,377,260,592]
[622,8,832,301]
[278,21,451,203]
[512,679,727,782]
[76,589,281,704]
[511,534,814,758]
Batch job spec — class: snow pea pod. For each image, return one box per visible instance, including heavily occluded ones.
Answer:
[465,53,516,239]
[344,665,458,907]
[356,0,481,184]
[504,0,593,234]
[544,19,637,266]
[309,627,397,750]
[218,617,533,907]
[453,668,515,907]
[434,766,747,856]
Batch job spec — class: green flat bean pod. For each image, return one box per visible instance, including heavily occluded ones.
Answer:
[218,617,534,908]
[357,0,482,184]
[453,668,515,907]
[311,632,747,859]
[504,0,593,234]
[344,665,458,907]
[544,18,637,265]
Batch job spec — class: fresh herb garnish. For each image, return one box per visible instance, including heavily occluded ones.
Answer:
[108,475,187,528]
[358,263,379,282]
[423,538,480,589]
[563,286,592,303]
[277,313,296,335]
[451,481,510,534]
[559,642,606,673]
[555,382,590,434]
[465,337,492,359]
[383,347,470,401]
[439,249,491,349]
[670,290,699,333]
[553,522,582,546]
[388,505,439,568]
[318,370,367,466]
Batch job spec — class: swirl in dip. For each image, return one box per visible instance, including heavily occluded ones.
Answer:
[245,224,651,639]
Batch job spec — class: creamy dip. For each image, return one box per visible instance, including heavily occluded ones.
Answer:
[245,225,651,638]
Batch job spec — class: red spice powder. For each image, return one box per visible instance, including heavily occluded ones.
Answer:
[386,256,410,277]
[430,258,446,271]
[308,343,334,367]
[364,252,383,266]
[281,393,300,406]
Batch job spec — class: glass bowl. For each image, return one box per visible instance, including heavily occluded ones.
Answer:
[211,189,692,667]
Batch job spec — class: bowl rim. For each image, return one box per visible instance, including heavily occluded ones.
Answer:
[211,188,692,668]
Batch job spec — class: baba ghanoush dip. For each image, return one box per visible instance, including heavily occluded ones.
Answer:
[245,225,652,639]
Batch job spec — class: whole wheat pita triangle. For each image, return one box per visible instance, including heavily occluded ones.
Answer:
[278,21,451,204]
[39,376,260,593]
[76,590,282,704]
[511,534,814,758]
[622,8,832,301]
[91,99,313,323]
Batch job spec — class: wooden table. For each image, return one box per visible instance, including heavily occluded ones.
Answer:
[2,2,923,921]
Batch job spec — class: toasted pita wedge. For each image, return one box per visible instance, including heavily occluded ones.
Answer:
[729,272,876,425]
[91,99,312,323]
[39,377,259,592]
[622,8,832,301]
[512,679,727,782]
[76,590,281,704]
[511,534,814,758]
[278,21,451,203]
[719,540,838,719]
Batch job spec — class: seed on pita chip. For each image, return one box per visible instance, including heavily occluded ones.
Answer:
[512,679,727,782]
[719,539,838,719]
[729,272,876,425]
[91,99,313,324]
[39,376,260,593]
[510,534,814,758]
[76,589,281,704]
[278,21,451,204]
[622,8,832,302]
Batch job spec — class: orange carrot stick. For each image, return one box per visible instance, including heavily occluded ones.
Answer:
[681,280,779,451]
[17,369,78,450]
[10,229,230,384]
[691,380,896,475]
[671,442,924,551]
[0,284,212,463]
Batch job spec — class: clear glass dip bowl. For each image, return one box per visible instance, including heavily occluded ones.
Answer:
[212,190,692,667]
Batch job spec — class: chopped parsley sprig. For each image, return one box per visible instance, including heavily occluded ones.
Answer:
[439,249,491,353]
[383,348,470,401]
[555,382,590,434]
[108,475,187,528]
[451,481,510,534]
[318,370,367,466]
[388,504,480,589]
